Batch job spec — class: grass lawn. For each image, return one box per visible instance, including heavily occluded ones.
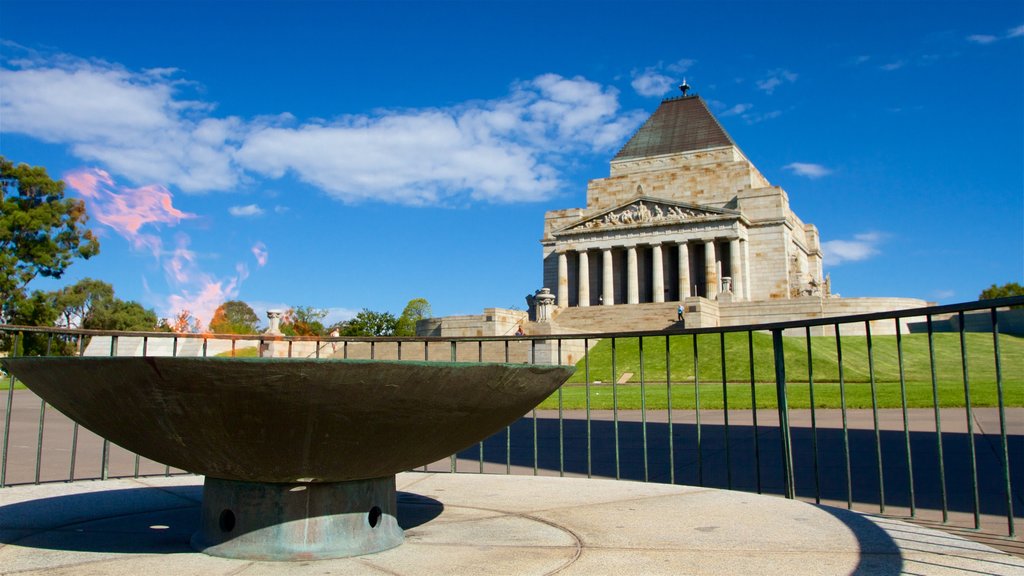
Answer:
[537,379,1023,411]
[539,331,1023,410]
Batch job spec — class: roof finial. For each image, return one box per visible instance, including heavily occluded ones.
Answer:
[679,78,691,96]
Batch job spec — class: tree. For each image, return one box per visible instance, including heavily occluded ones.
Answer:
[281,305,328,336]
[51,278,115,329]
[209,300,260,334]
[1,157,100,320]
[84,299,161,331]
[170,309,202,333]
[979,282,1024,302]
[5,290,64,356]
[339,309,398,337]
[394,298,432,336]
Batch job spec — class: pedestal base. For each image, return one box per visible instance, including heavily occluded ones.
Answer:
[192,476,403,561]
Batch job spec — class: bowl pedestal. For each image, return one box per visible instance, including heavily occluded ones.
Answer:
[191,476,403,560]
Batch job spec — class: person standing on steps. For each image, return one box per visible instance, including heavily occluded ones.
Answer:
[677,304,684,322]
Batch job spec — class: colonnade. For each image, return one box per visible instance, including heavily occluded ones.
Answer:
[556,238,747,307]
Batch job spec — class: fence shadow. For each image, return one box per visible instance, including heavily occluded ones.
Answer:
[459,416,1023,518]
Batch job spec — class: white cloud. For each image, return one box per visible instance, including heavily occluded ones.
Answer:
[783,162,832,179]
[631,69,676,97]
[709,100,781,124]
[822,232,885,266]
[236,74,644,204]
[756,69,797,94]
[719,103,753,117]
[967,34,998,45]
[0,54,241,192]
[630,59,696,97]
[1,48,645,206]
[965,24,1024,45]
[880,60,906,71]
[229,204,265,217]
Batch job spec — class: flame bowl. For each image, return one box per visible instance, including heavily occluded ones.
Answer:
[2,357,574,483]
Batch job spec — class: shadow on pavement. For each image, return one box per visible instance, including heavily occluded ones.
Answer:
[0,486,442,554]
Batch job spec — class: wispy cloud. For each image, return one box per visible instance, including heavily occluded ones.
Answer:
[708,100,782,125]
[783,162,832,179]
[64,167,195,256]
[718,103,753,117]
[822,232,885,266]
[880,60,906,71]
[229,204,264,217]
[2,46,646,206]
[966,34,998,45]
[251,242,268,267]
[967,24,1024,44]
[630,59,695,97]
[756,69,797,94]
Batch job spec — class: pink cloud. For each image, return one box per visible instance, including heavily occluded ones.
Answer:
[252,241,269,267]
[65,167,195,256]
[162,236,250,327]
[65,168,257,327]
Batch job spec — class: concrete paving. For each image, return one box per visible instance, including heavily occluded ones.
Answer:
[1,473,1022,575]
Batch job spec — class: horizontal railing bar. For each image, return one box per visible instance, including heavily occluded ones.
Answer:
[2,295,1019,345]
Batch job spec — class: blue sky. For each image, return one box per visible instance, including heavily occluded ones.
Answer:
[2,0,1022,328]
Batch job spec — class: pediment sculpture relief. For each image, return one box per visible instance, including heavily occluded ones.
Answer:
[579,201,708,230]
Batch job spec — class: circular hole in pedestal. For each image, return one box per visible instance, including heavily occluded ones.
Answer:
[219,509,236,533]
[368,506,382,528]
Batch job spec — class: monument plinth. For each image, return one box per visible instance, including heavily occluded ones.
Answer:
[1,356,574,560]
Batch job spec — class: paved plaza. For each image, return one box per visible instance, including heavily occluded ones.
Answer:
[1,473,1023,575]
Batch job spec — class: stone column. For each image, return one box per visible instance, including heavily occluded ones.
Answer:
[742,240,751,300]
[626,246,639,304]
[678,242,690,299]
[266,310,284,335]
[578,250,590,307]
[729,238,742,301]
[652,244,665,303]
[602,248,614,305]
[557,251,569,308]
[704,240,718,300]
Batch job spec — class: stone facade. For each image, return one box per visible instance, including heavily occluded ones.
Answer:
[543,95,825,307]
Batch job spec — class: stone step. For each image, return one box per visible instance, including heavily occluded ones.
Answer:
[551,302,684,333]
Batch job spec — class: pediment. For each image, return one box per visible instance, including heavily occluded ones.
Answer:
[555,196,739,235]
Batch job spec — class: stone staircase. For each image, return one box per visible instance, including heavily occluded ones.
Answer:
[550,302,684,334]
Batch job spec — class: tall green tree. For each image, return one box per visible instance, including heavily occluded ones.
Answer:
[1,157,100,320]
[51,278,115,329]
[209,300,260,334]
[339,309,398,337]
[394,297,432,336]
[84,299,161,331]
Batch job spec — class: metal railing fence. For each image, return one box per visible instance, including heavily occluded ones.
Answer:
[1,297,1021,539]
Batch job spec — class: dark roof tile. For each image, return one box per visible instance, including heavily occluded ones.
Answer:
[613,95,736,161]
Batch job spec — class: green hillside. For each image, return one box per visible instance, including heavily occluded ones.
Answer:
[538,332,1024,410]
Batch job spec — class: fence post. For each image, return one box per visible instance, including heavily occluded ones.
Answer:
[772,329,794,499]
[1,332,21,488]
